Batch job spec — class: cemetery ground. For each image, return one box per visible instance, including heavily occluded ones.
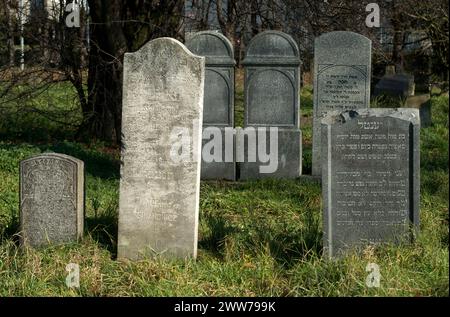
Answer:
[0,75,448,296]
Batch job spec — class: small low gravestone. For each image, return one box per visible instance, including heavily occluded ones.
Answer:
[20,153,84,247]
[321,108,420,258]
[312,31,372,176]
[186,31,236,180]
[385,65,396,76]
[240,30,302,179]
[118,37,205,260]
[406,94,432,127]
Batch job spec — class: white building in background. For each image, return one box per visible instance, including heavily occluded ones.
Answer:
[8,0,89,68]
[22,0,88,21]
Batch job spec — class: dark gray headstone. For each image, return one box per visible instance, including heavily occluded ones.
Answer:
[374,73,415,98]
[240,30,302,179]
[186,31,236,180]
[312,31,372,176]
[20,153,84,247]
[406,94,431,127]
[321,108,420,258]
[118,38,204,261]
[419,102,432,128]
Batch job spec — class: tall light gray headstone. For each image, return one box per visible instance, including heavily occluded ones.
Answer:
[322,108,420,258]
[312,31,372,176]
[118,38,205,261]
[186,31,236,180]
[240,30,302,179]
[20,153,84,247]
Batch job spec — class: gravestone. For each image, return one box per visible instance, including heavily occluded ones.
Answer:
[186,31,236,180]
[321,108,420,258]
[118,38,205,261]
[312,31,372,176]
[240,30,302,179]
[374,73,415,98]
[385,65,396,76]
[406,94,431,127]
[20,153,84,247]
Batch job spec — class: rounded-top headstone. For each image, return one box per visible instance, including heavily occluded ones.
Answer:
[186,31,235,66]
[118,37,205,261]
[186,31,236,180]
[20,152,85,247]
[240,30,302,179]
[243,30,300,65]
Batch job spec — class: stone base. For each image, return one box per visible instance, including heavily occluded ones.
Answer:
[201,127,236,181]
[201,161,236,181]
[239,129,302,180]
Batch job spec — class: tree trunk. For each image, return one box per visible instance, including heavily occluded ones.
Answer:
[250,0,259,37]
[79,0,184,144]
[390,0,405,71]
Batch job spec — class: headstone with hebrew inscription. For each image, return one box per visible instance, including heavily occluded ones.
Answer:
[186,31,236,180]
[20,153,84,247]
[312,31,372,176]
[240,30,302,179]
[118,38,205,260]
[321,108,420,258]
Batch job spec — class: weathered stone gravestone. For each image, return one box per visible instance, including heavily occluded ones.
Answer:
[312,31,372,176]
[321,108,420,258]
[20,153,84,247]
[374,73,415,98]
[118,38,205,260]
[186,31,236,180]
[240,30,302,179]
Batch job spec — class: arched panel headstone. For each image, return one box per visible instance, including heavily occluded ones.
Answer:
[240,30,302,179]
[186,31,236,180]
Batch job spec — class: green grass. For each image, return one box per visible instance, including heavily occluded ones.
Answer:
[0,81,82,142]
[0,80,448,296]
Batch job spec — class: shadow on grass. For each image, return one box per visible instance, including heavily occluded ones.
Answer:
[250,209,322,267]
[302,146,312,175]
[0,141,120,180]
[85,213,118,257]
[41,141,120,180]
[1,218,21,246]
[198,180,323,266]
[199,213,238,259]
[200,209,323,266]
